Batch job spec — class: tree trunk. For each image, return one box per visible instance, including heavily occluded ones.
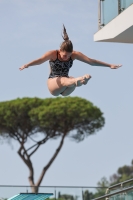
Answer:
[31,185,39,193]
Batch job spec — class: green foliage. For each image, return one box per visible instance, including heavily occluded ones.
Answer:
[0,97,44,140]
[29,97,105,142]
[58,194,74,200]
[92,161,133,199]
[110,162,133,185]
[0,97,105,142]
[95,177,109,198]
[83,190,94,200]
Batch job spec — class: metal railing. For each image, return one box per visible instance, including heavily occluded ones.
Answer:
[92,185,133,200]
[92,179,133,200]
[0,185,107,200]
[98,0,133,30]
[108,178,133,190]
[1,179,133,200]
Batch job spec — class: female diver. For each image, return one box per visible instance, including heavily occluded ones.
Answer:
[19,25,122,96]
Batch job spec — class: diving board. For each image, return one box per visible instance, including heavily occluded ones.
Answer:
[8,193,53,200]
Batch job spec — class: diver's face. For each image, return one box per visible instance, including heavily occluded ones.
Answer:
[59,50,72,61]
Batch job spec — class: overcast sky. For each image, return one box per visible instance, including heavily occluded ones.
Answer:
[0,0,133,197]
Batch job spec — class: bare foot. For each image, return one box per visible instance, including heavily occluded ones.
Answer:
[75,77,85,87]
[82,74,91,85]
[75,74,91,87]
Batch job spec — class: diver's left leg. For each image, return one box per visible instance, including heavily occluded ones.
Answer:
[61,77,76,96]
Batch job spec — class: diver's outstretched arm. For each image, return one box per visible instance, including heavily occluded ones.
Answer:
[73,51,122,69]
[19,50,54,71]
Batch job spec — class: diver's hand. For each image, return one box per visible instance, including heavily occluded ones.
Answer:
[110,64,122,69]
[19,64,28,71]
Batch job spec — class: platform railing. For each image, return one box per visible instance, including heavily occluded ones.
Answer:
[98,0,133,30]
[108,178,133,191]
[92,185,133,200]
[92,179,133,200]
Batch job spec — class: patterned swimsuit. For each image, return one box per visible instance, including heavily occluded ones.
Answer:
[49,51,73,78]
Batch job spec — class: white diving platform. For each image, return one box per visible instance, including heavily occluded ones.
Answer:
[94,4,133,43]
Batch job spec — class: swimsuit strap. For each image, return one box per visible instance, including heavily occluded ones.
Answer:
[56,50,58,60]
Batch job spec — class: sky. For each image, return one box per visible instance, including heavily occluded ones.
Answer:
[0,0,133,197]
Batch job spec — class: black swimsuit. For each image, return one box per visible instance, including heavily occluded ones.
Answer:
[49,51,73,78]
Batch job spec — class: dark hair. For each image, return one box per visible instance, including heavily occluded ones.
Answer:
[60,24,73,53]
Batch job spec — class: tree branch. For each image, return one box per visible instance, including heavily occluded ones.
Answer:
[26,135,49,153]
[29,143,41,157]
[36,133,66,186]
[27,135,49,157]
[29,135,40,143]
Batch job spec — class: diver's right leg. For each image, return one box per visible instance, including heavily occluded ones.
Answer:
[83,74,92,85]
[60,74,91,87]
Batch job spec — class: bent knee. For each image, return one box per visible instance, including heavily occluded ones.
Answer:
[49,91,60,96]
[61,92,69,96]
[52,94,60,96]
